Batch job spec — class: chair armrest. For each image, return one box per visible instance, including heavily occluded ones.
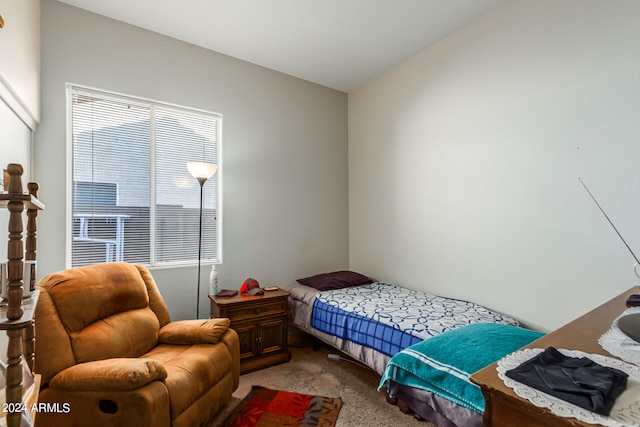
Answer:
[220,328,241,390]
[158,318,231,345]
[49,358,167,391]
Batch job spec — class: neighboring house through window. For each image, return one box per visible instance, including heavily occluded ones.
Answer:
[67,85,221,268]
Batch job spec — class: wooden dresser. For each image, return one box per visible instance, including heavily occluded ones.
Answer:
[470,286,640,427]
[209,289,291,374]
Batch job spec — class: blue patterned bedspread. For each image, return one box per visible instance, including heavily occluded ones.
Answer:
[311,282,519,357]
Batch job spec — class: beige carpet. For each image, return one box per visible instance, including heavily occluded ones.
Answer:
[209,344,431,427]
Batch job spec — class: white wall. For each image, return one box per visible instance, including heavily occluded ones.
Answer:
[0,0,40,125]
[0,0,37,186]
[349,0,640,331]
[0,99,32,261]
[37,0,349,320]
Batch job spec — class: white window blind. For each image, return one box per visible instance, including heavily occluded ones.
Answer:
[68,85,221,268]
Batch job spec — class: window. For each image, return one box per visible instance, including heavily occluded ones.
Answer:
[67,85,221,268]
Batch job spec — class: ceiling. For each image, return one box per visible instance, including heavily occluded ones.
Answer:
[56,0,505,92]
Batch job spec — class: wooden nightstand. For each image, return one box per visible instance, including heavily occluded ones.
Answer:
[209,289,291,374]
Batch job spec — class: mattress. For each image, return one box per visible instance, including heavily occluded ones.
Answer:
[288,281,520,373]
[311,281,518,356]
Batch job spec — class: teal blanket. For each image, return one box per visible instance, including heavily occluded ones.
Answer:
[378,322,544,413]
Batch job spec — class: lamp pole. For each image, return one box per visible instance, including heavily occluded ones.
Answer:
[187,161,217,319]
[195,177,206,319]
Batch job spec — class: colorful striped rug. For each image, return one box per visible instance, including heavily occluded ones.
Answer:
[221,385,342,427]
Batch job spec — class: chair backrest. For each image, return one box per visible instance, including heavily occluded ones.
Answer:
[35,262,172,384]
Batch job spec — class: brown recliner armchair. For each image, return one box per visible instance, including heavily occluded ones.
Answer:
[34,262,240,427]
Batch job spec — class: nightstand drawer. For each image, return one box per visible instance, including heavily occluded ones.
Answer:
[226,301,286,321]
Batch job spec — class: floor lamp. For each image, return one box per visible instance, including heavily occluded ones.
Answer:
[187,161,218,319]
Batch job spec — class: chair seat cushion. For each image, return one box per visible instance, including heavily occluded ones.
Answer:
[50,358,167,391]
[143,341,234,417]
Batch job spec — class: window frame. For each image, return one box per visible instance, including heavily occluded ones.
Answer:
[65,83,223,269]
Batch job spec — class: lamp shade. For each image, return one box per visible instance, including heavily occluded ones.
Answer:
[187,162,217,180]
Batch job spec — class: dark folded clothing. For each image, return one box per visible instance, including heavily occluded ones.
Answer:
[506,347,628,416]
[626,294,640,307]
[216,289,238,297]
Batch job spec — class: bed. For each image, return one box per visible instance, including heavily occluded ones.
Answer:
[287,270,544,426]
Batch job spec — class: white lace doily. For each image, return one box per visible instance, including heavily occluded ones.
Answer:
[599,307,640,366]
[497,348,640,426]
